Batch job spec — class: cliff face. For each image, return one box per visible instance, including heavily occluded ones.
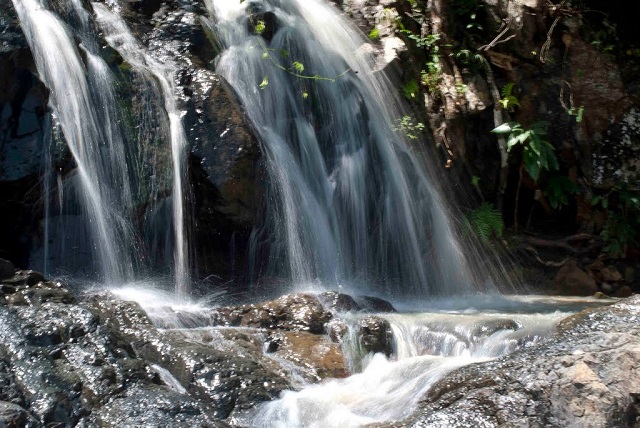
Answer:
[336,0,639,220]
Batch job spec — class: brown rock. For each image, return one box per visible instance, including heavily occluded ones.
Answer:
[614,285,632,298]
[552,260,598,296]
[600,266,623,283]
[268,331,348,380]
[569,39,631,139]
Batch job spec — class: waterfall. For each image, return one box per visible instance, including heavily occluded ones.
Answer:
[12,0,135,283]
[92,2,190,294]
[209,0,472,296]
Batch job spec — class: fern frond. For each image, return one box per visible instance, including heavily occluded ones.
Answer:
[501,82,515,98]
[466,203,504,243]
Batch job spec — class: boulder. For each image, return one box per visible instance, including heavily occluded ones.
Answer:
[318,291,359,312]
[0,259,14,280]
[84,293,292,419]
[615,285,633,298]
[0,401,35,427]
[1,270,45,286]
[211,293,333,334]
[552,260,598,296]
[357,315,393,356]
[265,330,348,381]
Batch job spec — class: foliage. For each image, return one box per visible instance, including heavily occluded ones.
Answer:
[592,186,640,258]
[369,27,380,40]
[453,0,484,33]
[491,121,558,182]
[393,115,425,140]
[544,176,578,209]
[453,49,487,72]
[420,59,441,95]
[254,20,266,35]
[499,83,520,111]
[402,79,420,100]
[466,203,504,243]
[253,20,349,90]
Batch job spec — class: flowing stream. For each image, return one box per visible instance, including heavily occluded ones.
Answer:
[114,287,598,427]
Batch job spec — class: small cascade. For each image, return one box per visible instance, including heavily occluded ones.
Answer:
[244,308,569,427]
[92,3,190,294]
[209,0,472,296]
[12,0,135,283]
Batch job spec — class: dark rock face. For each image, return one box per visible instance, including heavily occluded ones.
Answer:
[357,315,393,356]
[0,264,291,425]
[319,291,396,313]
[83,293,292,420]
[392,296,640,428]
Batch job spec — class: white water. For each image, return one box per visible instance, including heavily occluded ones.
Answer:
[90,3,190,293]
[111,287,595,427]
[13,0,135,283]
[209,0,471,297]
[243,308,569,427]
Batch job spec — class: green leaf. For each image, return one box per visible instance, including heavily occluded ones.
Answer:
[466,202,504,243]
[292,61,305,73]
[471,175,480,187]
[259,76,269,89]
[254,20,266,35]
[262,52,269,60]
[575,106,584,123]
[491,122,514,134]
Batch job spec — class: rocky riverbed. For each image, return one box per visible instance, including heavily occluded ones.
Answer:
[0,259,638,427]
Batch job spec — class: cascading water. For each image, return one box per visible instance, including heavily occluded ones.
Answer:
[209,0,471,296]
[92,2,190,293]
[12,0,135,283]
[14,0,190,291]
[240,305,571,427]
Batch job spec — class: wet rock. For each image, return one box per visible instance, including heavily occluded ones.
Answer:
[327,319,349,343]
[397,296,640,427]
[78,383,220,427]
[470,318,521,340]
[84,293,291,419]
[552,259,598,296]
[357,315,393,356]
[615,285,633,298]
[212,293,333,334]
[266,330,348,381]
[0,300,158,426]
[318,291,396,313]
[0,401,36,427]
[355,295,396,313]
[2,280,75,306]
[1,270,45,286]
[318,291,359,312]
[0,259,14,280]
